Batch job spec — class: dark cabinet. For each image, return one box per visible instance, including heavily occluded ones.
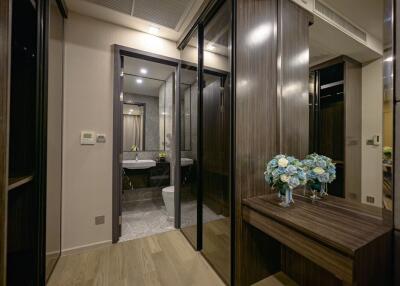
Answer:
[309,57,361,200]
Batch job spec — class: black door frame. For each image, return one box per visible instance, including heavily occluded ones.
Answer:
[112,45,181,243]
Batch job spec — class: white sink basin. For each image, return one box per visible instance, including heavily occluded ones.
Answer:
[181,158,194,166]
[123,159,156,169]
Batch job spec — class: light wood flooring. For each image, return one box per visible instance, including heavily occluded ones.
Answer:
[47,230,224,286]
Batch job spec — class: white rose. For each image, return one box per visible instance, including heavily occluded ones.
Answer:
[280,174,289,182]
[278,158,289,168]
[313,167,325,175]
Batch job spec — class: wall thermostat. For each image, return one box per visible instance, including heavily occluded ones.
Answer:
[80,131,96,145]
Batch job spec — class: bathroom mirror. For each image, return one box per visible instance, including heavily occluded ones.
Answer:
[305,0,393,219]
[122,56,175,151]
[180,83,192,151]
[122,103,145,151]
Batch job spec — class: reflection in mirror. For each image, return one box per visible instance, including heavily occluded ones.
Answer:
[123,103,145,151]
[180,37,199,248]
[180,83,192,151]
[202,0,231,283]
[307,0,392,218]
[122,56,175,152]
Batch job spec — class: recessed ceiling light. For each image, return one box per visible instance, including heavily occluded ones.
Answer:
[140,68,148,74]
[136,78,143,84]
[384,56,394,62]
[129,109,134,112]
[149,26,160,34]
[206,44,215,51]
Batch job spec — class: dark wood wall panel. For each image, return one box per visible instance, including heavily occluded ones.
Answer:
[0,0,11,284]
[235,0,312,284]
[236,0,278,200]
[235,0,278,284]
[278,0,310,158]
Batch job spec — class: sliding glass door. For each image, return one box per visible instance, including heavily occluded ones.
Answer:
[179,0,233,283]
[179,30,200,249]
[201,1,232,283]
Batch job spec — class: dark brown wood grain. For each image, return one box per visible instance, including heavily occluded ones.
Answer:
[278,0,310,158]
[235,0,278,283]
[242,205,353,284]
[0,0,11,284]
[243,194,392,285]
[243,194,391,256]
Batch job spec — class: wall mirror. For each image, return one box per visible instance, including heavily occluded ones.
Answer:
[305,0,393,219]
[122,56,175,152]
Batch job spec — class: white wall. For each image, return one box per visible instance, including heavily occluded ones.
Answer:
[361,58,383,207]
[63,12,230,251]
[62,12,180,251]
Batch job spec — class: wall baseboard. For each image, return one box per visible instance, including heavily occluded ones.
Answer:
[61,240,112,256]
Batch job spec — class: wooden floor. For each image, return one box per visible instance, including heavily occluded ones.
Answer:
[48,230,224,286]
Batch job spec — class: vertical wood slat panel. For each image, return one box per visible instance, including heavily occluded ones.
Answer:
[0,0,11,285]
[278,0,310,158]
[235,0,278,284]
[235,0,311,284]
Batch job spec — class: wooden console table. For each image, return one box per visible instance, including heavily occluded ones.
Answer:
[242,193,392,285]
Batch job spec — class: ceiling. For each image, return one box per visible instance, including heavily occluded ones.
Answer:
[123,56,175,96]
[323,0,383,43]
[66,0,205,41]
[309,15,382,66]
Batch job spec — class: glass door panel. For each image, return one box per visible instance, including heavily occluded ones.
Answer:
[202,1,232,283]
[180,31,200,249]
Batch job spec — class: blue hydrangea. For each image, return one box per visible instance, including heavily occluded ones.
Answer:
[265,154,307,191]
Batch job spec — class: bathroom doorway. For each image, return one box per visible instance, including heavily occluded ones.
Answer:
[112,46,180,243]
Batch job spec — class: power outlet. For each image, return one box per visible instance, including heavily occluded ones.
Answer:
[95,215,105,225]
[366,196,375,204]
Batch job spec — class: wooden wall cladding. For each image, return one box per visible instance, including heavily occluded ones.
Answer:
[235,0,278,283]
[235,0,311,284]
[0,0,11,284]
[278,0,310,158]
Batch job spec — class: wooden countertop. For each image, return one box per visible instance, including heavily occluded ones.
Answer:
[243,193,392,257]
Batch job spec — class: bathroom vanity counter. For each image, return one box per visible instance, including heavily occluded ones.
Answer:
[242,193,392,285]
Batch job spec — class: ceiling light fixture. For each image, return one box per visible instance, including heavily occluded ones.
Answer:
[206,44,215,51]
[384,56,394,62]
[140,68,148,74]
[136,78,143,84]
[148,26,160,35]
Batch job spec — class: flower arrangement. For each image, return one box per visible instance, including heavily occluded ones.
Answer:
[302,153,336,197]
[159,151,167,162]
[130,144,138,152]
[265,155,307,207]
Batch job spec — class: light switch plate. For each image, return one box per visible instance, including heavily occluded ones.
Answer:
[96,134,106,143]
[81,131,96,145]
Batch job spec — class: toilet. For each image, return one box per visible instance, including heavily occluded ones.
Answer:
[162,186,174,219]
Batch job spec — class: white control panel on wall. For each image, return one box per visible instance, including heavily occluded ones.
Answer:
[80,131,96,145]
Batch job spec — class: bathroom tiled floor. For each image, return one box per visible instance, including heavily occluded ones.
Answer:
[120,199,174,242]
[120,198,224,242]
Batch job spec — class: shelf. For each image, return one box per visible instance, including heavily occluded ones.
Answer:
[320,80,344,90]
[8,175,34,191]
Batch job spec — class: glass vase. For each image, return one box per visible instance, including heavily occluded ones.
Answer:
[279,186,294,207]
